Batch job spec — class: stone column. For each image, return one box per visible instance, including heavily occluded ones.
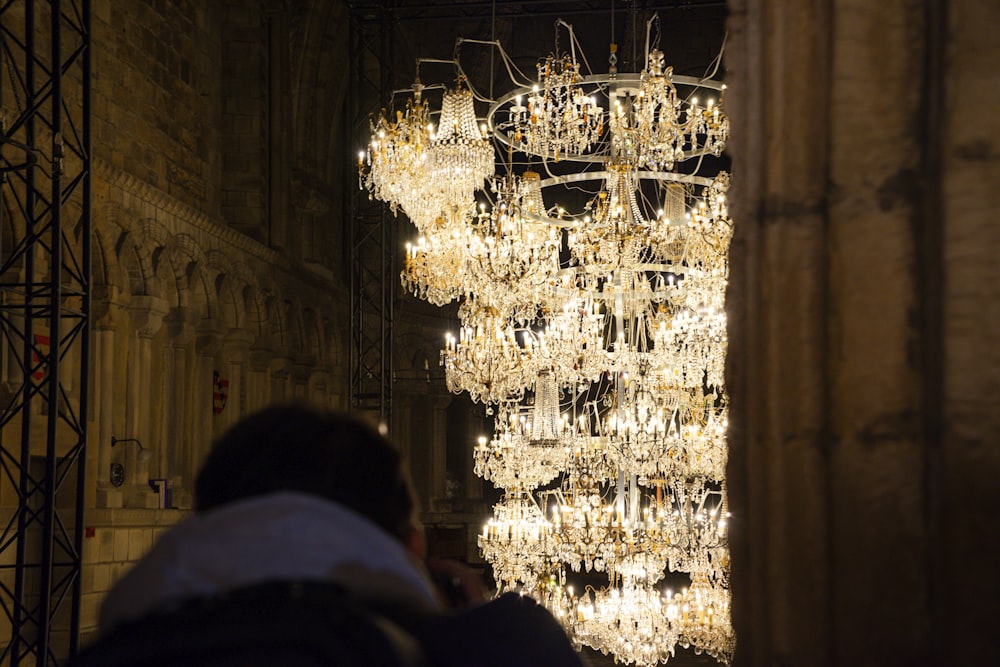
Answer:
[725,1,1000,664]
[462,403,483,504]
[289,363,311,401]
[193,320,223,479]
[248,347,274,412]
[307,369,336,408]
[396,392,426,510]
[124,295,168,508]
[269,356,291,403]
[429,395,451,511]
[92,291,127,508]
[392,393,414,463]
[220,328,255,429]
[161,307,195,507]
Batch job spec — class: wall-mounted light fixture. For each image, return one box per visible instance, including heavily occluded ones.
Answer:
[110,436,152,462]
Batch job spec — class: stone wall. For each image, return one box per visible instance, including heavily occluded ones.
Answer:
[72,0,452,645]
[726,0,1000,664]
[93,0,223,213]
[10,0,355,646]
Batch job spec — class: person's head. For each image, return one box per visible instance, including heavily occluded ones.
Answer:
[195,404,418,546]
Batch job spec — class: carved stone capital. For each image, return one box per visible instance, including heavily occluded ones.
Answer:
[93,299,128,331]
[222,328,256,360]
[249,347,274,372]
[290,363,312,385]
[195,319,224,357]
[92,285,129,330]
[269,356,292,378]
[164,307,197,346]
[129,295,170,338]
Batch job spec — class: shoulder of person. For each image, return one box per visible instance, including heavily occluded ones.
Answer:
[411,592,585,667]
[74,580,426,667]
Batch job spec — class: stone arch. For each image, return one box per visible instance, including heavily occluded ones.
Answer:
[136,219,180,308]
[204,249,244,331]
[187,258,214,325]
[320,312,342,368]
[290,0,350,179]
[160,233,208,314]
[244,271,284,346]
[94,201,128,293]
[411,348,432,378]
[242,284,268,343]
[91,223,118,291]
[66,198,88,261]
[397,331,441,374]
[265,291,287,353]
[228,260,260,331]
[115,231,159,299]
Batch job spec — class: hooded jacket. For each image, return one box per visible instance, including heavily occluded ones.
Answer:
[96,491,585,667]
[99,491,440,634]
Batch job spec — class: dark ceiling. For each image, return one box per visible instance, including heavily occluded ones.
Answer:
[349,0,729,96]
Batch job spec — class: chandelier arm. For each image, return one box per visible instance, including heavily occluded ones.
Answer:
[388,83,445,110]
[447,44,496,108]
[700,31,728,83]
[456,38,535,90]
[555,19,594,76]
[447,64,496,108]
[415,57,458,70]
[646,13,661,58]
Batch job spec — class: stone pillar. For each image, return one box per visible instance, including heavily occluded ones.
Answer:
[269,356,291,403]
[248,347,274,412]
[161,307,196,506]
[463,404,483,504]
[392,393,414,463]
[124,295,168,508]
[221,328,255,429]
[726,1,1000,665]
[93,292,127,508]
[430,395,450,511]
[194,320,223,479]
[392,391,449,514]
[289,363,311,401]
[307,369,324,406]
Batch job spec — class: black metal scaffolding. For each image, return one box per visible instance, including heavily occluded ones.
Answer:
[348,1,394,422]
[0,1,91,664]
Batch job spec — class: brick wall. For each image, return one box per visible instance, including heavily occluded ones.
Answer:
[220,0,267,241]
[92,0,223,215]
[78,511,185,647]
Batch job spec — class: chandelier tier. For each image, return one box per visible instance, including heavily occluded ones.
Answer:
[429,81,495,207]
[360,14,733,665]
[511,52,604,160]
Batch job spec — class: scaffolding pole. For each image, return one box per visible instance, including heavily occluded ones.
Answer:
[0,0,91,664]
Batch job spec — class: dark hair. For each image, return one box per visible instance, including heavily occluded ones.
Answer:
[194,404,416,542]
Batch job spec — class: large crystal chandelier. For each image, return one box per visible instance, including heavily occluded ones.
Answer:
[360,84,431,218]
[510,52,604,159]
[359,14,733,665]
[430,80,495,207]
